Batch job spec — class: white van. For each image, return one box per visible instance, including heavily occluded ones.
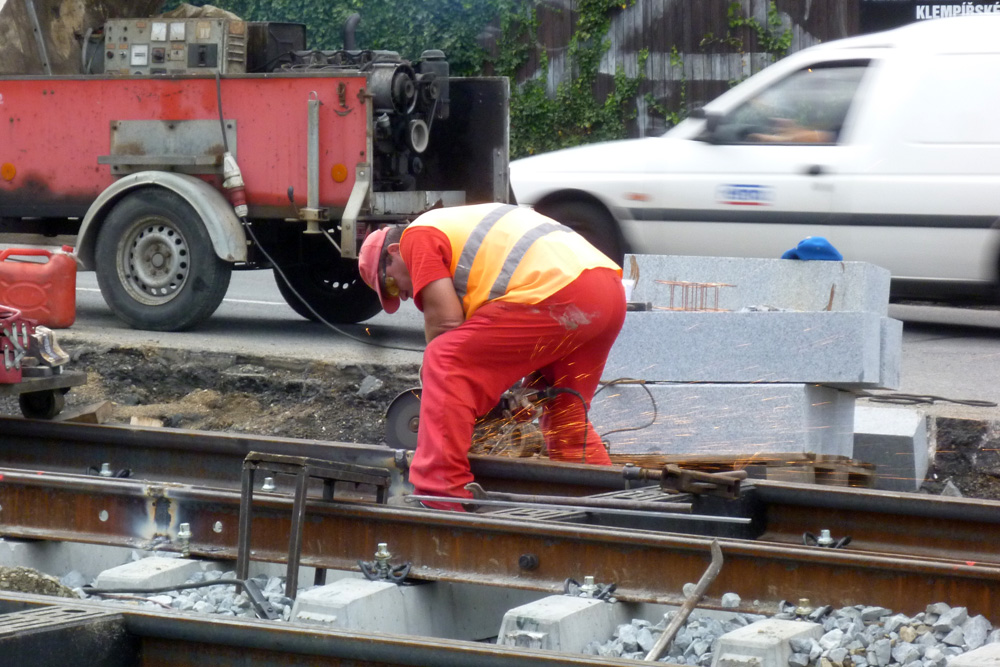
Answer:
[509,14,1000,301]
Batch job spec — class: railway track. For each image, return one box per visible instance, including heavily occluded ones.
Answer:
[0,415,999,665]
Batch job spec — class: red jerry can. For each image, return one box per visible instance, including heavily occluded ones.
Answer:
[0,247,77,328]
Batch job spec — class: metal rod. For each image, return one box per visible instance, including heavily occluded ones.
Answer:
[465,482,692,514]
[404,495,750,523]
[235,464,255,581]
[645,539,724,661]
[286,467,310,599]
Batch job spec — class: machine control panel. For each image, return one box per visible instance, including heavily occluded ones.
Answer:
[104,19,247,75]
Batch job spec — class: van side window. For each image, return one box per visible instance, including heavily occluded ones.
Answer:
[713,60,870,145]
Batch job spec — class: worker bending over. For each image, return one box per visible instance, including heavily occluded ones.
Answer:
[359,203,625,510]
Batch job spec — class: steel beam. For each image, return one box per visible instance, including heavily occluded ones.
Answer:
[0,591,633,667]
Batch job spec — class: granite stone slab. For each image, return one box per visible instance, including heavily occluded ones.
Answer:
[625,254,890,315]
[853,406,931,492]
[826,317,902,391]
[604,310,895,388]
[590,383,856,458]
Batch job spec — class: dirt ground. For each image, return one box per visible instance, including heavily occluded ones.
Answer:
[1,342,420,446]
[3,342,999,501]
[920,418,1000,500]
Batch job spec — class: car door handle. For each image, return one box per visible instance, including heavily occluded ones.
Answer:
[805,164,825,176]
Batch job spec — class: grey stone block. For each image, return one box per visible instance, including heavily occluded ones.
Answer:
[712,618,825,667]
[591,383,855,457]
[497,595,635,653]
[625,255,890,315]
[853,407,930,491]
[291,577,541,640]
[95,556,223,590]
[946,641,1000,667]
[604,310,895,388]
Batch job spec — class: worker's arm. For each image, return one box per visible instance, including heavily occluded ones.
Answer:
[420,278,465,342]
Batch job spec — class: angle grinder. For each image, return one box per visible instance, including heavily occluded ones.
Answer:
[384,387,423,450]
[384,382,548,451]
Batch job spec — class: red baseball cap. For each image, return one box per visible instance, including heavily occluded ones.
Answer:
[358,227,400,314]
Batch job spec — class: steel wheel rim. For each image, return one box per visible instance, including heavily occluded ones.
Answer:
[117,217,190,305]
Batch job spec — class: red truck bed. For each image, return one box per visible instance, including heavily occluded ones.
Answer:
[1,74,368,218]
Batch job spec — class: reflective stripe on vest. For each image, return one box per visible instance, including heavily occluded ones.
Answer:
[452,205,572,302]
[487,221,570,301]
[453,204,515,300]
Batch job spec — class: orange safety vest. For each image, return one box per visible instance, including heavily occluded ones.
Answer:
[406,203,621,318]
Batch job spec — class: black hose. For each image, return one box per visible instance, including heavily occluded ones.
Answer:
[540,386,593,463]
[595,378,658,439]
[214,71,229,154]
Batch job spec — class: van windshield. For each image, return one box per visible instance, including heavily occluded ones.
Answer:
[713,60,870,145]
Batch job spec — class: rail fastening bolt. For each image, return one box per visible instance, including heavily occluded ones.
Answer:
[580,575,598,597]
[795,598,814,617]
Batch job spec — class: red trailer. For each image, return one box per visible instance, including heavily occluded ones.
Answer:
[0,16,509,330]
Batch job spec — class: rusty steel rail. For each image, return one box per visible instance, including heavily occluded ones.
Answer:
[0,590,635,667]
[2,416,1000,565]
[0,466,999,619]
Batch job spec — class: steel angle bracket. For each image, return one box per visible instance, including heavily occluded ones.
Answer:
[340,163,371,259]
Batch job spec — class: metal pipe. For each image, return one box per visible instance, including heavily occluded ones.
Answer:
[307,96,320,211]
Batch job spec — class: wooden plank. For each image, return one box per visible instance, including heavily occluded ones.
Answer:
[609,452,876,488]
[56,400,113,425]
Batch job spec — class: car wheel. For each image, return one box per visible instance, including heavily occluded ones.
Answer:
[273,258,383,324]
[536,201,624,266]
[95,188,232,331]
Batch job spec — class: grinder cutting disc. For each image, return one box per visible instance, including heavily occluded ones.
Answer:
[385,387,422,450]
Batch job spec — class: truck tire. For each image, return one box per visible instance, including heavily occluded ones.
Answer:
[95,188,232,331]
[535,201,625,266]
[273,259,383,324]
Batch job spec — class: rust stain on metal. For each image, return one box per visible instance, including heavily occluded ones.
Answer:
[115,141,145,156]
[0,474,998,618]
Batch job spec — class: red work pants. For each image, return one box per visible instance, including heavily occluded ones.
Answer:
[409,267,626,509]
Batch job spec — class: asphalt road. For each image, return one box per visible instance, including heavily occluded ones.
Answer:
[52,269,1000,422]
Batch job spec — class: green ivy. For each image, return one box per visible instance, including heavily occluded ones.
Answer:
[495,0,645,157]
[700,0,792,84]
[728,0,792,60]
[644,45,686,129]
